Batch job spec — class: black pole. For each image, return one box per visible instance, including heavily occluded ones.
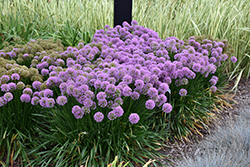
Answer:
[114,0,132,27]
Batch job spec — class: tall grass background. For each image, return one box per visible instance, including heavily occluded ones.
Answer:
[1,0,250,81]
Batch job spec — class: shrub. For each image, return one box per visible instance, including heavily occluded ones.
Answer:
[0,20,237,166]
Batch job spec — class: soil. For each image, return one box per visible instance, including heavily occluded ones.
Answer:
[1,78,250,167]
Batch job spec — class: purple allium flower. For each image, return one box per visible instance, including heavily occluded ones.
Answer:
[72,105,84,119]
[128,113,140,124]
[11,73,20,81]
[123,86,132,96]
[179,89,187,96]
[46,98,55,108]
[113,106,124,117]
[76,76,87,86]
[231,56,237,63]
[41,69,49,76]
[1,84,9,92]
[105,84,116,94]
[131,91,140,100]
[209,57,217,64]
[66,84,75,96]
[20,94,31,103]
[158,83,169,94]
[58,71,69,82]
[4,92,13,102]
[85,90,95,99]
[0,97,7,106]
[46,76,61,87]
[122,74,133,84]
[39,97,48,107]
[181,78,188,85]
[31,96,40,105]
[83,98,93,108]
[94,112,104,122]
[209,79,217,85]
[147,87,158,98]
[107,111,117,120]
[59,82,67,92]
[158,94,167,105]
[162,103,172,113]
[221,54,228,61]
[32,81,42,90]
[114,97,123,105]
[134,79,144,89]
[145,99,155,110]
[23,88,33,95]
[96,92,107,100]
[44,89,53,97]
[8,82,17,91]
[56,96,67,105]
[49,71,58,77]
[1,75,10,82]
[98,99,108,108]
[17,82,25,90]
[192,63,201,72]
[94,80,102,89]
[210,85,217,92]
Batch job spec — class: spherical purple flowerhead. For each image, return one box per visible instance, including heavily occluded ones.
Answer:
[8,82,17,91]
[134,79,144,89]
[46,98,55,108]
[179,89,187,96]
[128,113,140,124]
[11,73,20,81]
[31,96,40,105]
[23,88,33,95]
[123,86,132,97]
[94,112,104,122]
[0,97,6,107]
[162,103,172,113]
[209,78,217,85]
[98,99,108,108]
[231,56,237,63]
[41,69,49,76]
[158,83,169,94]
[72,105,84,119]
[1,84,9,92]
[96,92,107,101]
[20,94,31,103]
[105,84,116,94]
[147,87,158,98]
[44,89,53,97]
[122,74,133,84]
[113,106,124,117]
[32,81,42,90]
[192,63,201,72]
[131,91,140,100]
[158,94,167,106]
[56,96,67,105]
[39,97,48,107]
[107,111,117,121]
[210,85,217,92]
[209,57,217,64]
[114,97,123,105]
[145,99,155,110]
[83,98,93,108]
[4,92,13,102]
[1,75,10,83]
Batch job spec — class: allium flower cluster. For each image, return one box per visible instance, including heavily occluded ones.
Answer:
[8,20,234,123]
[129,113,140,124]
